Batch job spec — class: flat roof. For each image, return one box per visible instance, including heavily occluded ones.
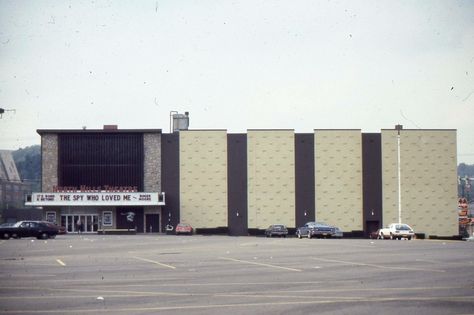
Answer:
[380,129,456,131]
[37,129,162,135]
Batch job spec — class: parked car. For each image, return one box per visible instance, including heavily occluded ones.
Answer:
[175,223,193,235]
[333,226,344,238]
[296,222,337,239]
[265,224,288,237]
[0,221,59,239]
[43,222,66,235]
[378,223,415,240]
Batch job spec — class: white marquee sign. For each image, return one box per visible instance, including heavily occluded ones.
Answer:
[26,192,165,206]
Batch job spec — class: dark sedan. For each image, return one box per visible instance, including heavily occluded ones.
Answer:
[296,222,336,239]
[0,221,59,240]
[265,224,288,237]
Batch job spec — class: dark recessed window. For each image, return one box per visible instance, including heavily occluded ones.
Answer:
[58,133,144,190]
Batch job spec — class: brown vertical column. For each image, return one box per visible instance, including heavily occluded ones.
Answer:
[362,133,383,236]
[161,133,180,231]
[295,133,315,228]
[227,134,248,236]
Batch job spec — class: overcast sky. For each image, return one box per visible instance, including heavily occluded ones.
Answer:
[0,0,473,163]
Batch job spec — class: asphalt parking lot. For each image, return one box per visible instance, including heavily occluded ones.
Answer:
[0,234,473,315]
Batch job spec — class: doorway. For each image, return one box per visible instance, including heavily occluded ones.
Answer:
[146,214,160,233]
[61,214,98,233]
[366,220,380,238]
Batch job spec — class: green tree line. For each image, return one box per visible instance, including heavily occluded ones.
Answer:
[12,145,41,191]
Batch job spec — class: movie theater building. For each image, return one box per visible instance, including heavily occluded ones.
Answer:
[26,126,459,238]
[25,127,164,233]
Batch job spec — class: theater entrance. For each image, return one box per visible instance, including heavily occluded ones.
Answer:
[61,214,99,233]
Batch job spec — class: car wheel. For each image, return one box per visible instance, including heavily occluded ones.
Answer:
[307,231,311,239]
[390,233,394,240]
[2,232,10,239]
[297,231,302,239]
[39,233,49,240]
[12,233,19,239]
[379,233,384,239]
[407,236,412,240]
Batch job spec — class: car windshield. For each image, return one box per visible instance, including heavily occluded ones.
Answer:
[314,222,328,226]
[273,225,286,229]
[396,224,411,230]
[12,222,22,227]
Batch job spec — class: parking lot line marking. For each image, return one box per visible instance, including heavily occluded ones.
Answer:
[1,296,474,313]
[56,259,66,266]
[132,256,176,269]
[219,257,302,272]
[311,257,446,273]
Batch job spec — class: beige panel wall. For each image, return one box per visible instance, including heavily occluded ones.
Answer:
[381,130,458,237]
[247,130,295,229]
[179,130,228,228]
[315,130,363,231]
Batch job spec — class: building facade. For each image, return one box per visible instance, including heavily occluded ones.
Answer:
[26,128,164,233]
[26,126,459,237]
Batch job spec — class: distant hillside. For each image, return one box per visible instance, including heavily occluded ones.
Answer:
[12,145,41,191]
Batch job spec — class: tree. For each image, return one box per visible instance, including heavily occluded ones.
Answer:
[12,145,41,191]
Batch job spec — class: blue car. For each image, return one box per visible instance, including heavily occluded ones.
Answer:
[296,222,336,239]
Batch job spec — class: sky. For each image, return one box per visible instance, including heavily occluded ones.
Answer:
[0,0,473,163]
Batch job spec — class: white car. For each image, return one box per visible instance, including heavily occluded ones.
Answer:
[378,223,415,240]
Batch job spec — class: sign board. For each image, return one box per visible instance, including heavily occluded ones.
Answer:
[25,192,165,206]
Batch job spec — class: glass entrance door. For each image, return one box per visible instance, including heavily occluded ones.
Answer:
[61,215,99,233]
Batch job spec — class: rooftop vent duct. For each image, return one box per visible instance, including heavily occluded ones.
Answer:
[171,112,189,133]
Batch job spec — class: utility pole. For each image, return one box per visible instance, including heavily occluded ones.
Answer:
[395,124,403,224]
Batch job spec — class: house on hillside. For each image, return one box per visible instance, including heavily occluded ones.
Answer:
[0,150,41,223]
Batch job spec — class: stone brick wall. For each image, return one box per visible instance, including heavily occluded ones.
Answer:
[41,134,58,192]
[144,133,161,192]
